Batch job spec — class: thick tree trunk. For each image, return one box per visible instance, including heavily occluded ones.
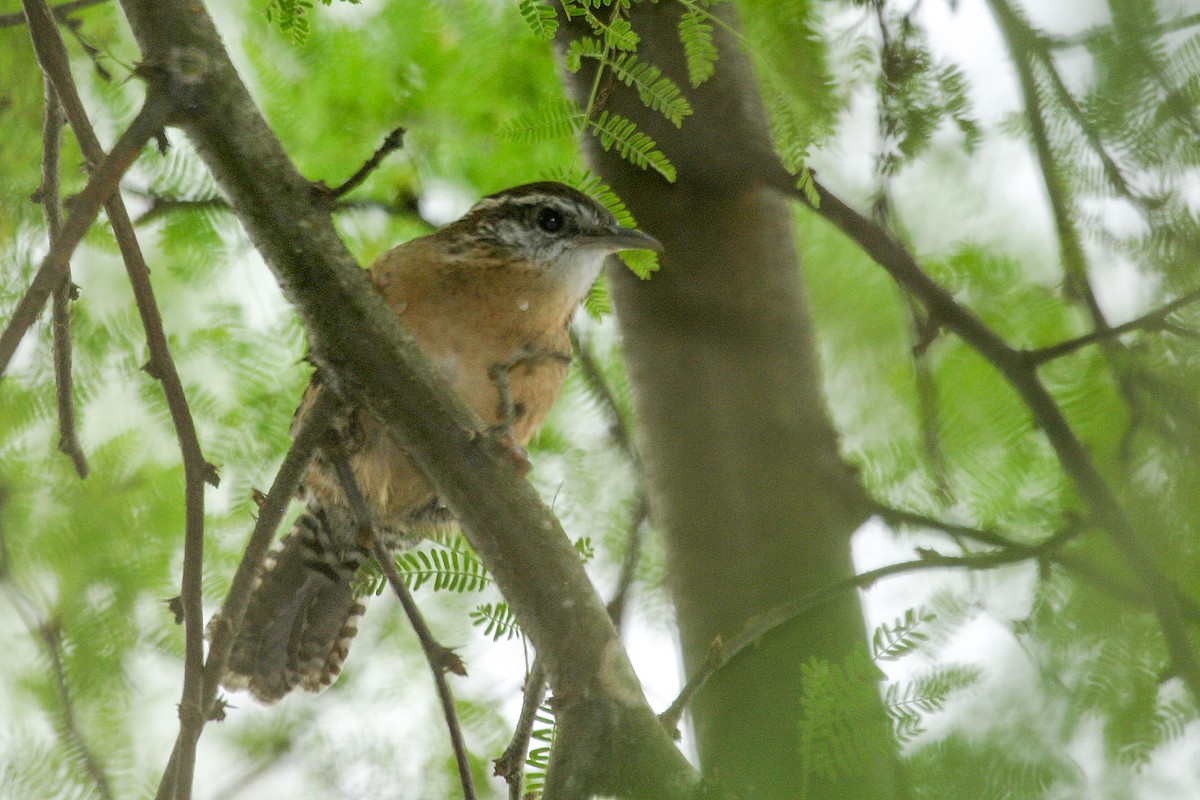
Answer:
[558,6,901,798]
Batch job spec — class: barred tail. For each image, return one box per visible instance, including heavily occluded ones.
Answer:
[221,503,369,704]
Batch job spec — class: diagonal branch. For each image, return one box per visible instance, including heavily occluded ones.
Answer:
[328,453,475,800]
[155,390,336,800]
[0,78,170,379]
[38,622,115,800]
[988,0,1106,324]
[316,125,407,202]
[35,73,89,478]
[1027,285,1200,365]
[659,528,1078,735]
[764,168,1200,702]
[21,6,217,800]
[0,0,108,28]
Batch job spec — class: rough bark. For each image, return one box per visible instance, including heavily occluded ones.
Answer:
[558,5,902,798]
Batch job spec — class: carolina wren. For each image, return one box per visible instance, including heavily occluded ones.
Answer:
[220,182,661,703]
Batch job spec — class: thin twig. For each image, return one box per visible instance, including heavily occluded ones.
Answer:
[155,394,335,800]
[36,74,89,478]
[570,327,635,459]
[0,0,108,28]
[329,455,476,800]
[605,495,649,628]
[21,5,215,798]
[0,83,170,379]
[1027,285,1200,365]
[658,528,1077,735]
[127,187,427,227]
[494,658,548,800]
[989,0,1107,323]
[1046,11,1200,50]
[0,493,113,800]
[317,126,406,201]
[201,388,338,702]
[38,622,115,800]
[772,170,1200,703]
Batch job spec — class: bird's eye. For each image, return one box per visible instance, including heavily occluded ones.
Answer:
[537,207,565,233]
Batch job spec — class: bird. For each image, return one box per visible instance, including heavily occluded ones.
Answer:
[216,181,662,704]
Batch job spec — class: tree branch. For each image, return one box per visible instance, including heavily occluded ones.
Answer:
[494,658,548,800]
[659,528,1077,734]
[315,125,407,202]
[38,622,115,800]
[116,3,701,797]
[20,6,218,800]
[0,0,108,28]
[1027,285,1200,365]
[0,62,169,378]
[765,169,1200,702]
[155,389,337,800]
[34,73,89,478]
[329,453,475,800]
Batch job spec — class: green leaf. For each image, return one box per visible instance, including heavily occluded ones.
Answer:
[872,607,934,662]
[570,43,693,126]
[618,248,659,279]
[395,538,491,592]
[587,111,677,181]
[469,602,522,641]
[518,0,558,40]
[497,99,585,143]
[583,277,611,319]
[679,6,719,87]
[546,165,638,228]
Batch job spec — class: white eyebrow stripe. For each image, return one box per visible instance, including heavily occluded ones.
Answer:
[470,193,573,213]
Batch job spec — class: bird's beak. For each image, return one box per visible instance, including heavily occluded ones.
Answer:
[583,227,664,253]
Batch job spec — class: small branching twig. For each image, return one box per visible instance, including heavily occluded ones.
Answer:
[658,528,1078,735]
[494,658,548,800]
[20,6,215,799]
[0,0,108,28]
[328,454,475,800]
[605,494,649,629]
[570,327,636,459]
[771,163,1200,704]
[1026,286,1200,366]
[314,126,406,202]
[0,77,170,378]
[38,622,115,800]
[34,75,89,478]
[203,388,339,699]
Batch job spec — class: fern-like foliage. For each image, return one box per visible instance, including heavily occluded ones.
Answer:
[587,111,677,181]
[395,537,491,592]
[546,166,638,228]
[583,276,612,319]
[497,99,586,143]
[798,648,894,794]
[265,0,358,45]
[565,37,693,126]
[798,613,980,794]
[760,75,820,205]
[678,4,719,88]
[524,705,558,798]
[561,0,639,50]
[470,602,522,641]
[518,0,558,40]
[884,666,981,743]
[872,607,934,662]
